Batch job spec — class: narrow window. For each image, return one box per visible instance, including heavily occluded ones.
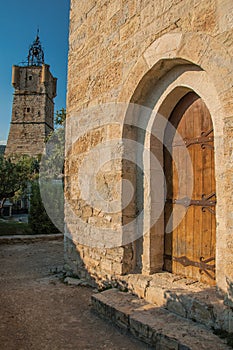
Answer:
[29,75,32,80]
[27,107,30,113]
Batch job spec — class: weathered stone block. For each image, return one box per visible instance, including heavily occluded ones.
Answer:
[189,300,215,328]
[159,335,179,350]
[146,285,166,306]
[165,296,187,318]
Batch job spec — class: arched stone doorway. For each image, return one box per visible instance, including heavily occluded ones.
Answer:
[122,66,221,282]
[120,31,233,293]
[163,92,216,285]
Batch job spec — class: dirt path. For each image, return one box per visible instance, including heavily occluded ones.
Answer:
[0,241,152,350]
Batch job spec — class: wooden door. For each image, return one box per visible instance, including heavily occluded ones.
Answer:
[164,92,216,285]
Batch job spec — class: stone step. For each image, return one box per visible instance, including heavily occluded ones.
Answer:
[92,288,231,349]
[118,273,233,333]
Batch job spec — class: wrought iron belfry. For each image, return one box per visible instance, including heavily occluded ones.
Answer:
[27,30,44,66]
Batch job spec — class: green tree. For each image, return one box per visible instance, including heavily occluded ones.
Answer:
[29,180,60,234]
[55,107,66,128]
[0,155,38,209]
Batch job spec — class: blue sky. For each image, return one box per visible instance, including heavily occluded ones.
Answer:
[0,0,70,143]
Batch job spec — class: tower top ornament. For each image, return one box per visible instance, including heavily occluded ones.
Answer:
[27,29,44,66]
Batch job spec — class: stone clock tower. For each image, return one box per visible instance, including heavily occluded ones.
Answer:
[5,33,57,157]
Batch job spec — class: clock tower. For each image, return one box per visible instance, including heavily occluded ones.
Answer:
[5,32,57,157]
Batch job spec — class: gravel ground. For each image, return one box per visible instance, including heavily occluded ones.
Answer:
[0,240,152,350]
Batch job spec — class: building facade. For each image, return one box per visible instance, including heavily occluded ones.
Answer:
[5,34,57,157]
[65,0,233,330]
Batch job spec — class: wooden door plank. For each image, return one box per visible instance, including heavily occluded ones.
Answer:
[192,99,203,280]
[164,92,216,285]
[200,99,215,284]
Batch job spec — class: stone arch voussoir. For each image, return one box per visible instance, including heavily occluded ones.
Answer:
[118,32,233,118]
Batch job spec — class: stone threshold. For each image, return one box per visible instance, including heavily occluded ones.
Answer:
[117,272,233,333]
[0,233,64,244]
[92,288,231,349]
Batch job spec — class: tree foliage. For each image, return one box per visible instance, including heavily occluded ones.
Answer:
[0,155,38,208]
[29,180,60,234]
[55,108,66,128]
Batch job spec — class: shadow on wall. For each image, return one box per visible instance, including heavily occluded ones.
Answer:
[225,277,233,307]
[64,235,97,287]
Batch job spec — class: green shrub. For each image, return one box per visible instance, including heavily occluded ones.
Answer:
[29,181,60,234]
[0,220,32,235]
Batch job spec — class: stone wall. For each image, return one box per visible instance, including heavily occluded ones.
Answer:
[65,0,233,304]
